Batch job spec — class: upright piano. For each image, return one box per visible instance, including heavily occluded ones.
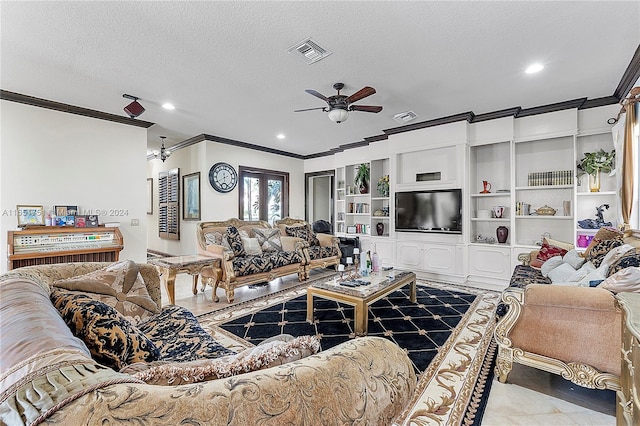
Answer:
[7,226,124,270]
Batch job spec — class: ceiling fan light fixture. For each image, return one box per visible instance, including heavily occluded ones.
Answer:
[328,108,349,123]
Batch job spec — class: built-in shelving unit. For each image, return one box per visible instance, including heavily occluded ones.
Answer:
[513,135,575,247]
[574,131,617,249]
[327,105,620,287]
[335,158,390,238]
[469,141,512,245]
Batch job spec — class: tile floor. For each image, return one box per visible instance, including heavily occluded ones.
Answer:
[159,270,616,426]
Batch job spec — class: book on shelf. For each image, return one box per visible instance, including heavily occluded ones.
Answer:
[103,222,121,227]
[527,170,573,186]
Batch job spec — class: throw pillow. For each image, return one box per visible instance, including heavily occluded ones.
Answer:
[253,227,283,252]
[130,335,321,385]
[53,260,160,324]
[241,236,263,256]
[547,263,578,283]
[225,226,246,257]
[204,231,232,251]
[585,236,624,268]
[584,227,624,257]
[607,250,640,277]
[623,229,640,251]
[544,237,574,252]
[576,266,607,288]
[137,305,235,362]
[286,224,320,246]
[562,249,585,270]
[535,238,571,267]
[50,288,160,370]
[540,256,564,277]
[599,244,635,270]
[599,267,640,293]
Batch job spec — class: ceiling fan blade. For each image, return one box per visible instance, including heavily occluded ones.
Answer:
[346,86,376,104]
[294,107,327,112]
[349,105,383,113]
[305,89,329,102]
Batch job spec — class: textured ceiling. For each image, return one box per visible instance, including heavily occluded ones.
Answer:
[2,1,639,156]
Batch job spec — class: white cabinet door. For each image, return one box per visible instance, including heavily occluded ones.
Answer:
[468,245,512,280]
[421,243,459,275]
[396,241,423,269]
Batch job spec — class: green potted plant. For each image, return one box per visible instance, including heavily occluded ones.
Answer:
[577,149,615,192]
[354,163,370,194]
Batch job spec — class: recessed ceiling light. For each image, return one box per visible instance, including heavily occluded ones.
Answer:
[276,134,286,139]
[162,103,175,110]
[525,63,544,74]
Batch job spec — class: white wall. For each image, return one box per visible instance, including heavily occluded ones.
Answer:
[146,140,305,256]
[0,100,148,273]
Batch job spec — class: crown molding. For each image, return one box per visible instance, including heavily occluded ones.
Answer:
[202,134,305,159]
[614,44,640,99]
[0,90,154,128]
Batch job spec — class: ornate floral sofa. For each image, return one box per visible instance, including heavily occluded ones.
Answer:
[494,228,640,392]
[197,218,341,303]
[0,262,416,425]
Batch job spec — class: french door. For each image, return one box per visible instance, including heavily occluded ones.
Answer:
[239,166,289,224]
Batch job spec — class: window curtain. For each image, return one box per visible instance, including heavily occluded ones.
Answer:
[617,87,640,230]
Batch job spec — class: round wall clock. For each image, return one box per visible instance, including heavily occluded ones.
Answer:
[209,162,238,193]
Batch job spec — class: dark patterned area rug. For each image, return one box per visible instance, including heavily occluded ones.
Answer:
[219,284,474,374]
[198,277,500,425]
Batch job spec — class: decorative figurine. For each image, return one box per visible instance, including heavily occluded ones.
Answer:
[578,204,612,229]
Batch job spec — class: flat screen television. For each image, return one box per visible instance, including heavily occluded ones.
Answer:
[395,189,462,234]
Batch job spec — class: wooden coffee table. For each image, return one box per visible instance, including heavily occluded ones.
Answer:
[149,255,221,305]
[307,271,417,336]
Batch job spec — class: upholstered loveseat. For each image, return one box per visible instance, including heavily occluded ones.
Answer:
[0,262,416,425]
[196,218,341,303]
[495,228,640,392]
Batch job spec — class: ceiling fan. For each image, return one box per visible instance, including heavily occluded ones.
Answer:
[294,82,383,123]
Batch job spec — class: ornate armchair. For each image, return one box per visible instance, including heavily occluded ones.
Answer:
[274,217,341,278]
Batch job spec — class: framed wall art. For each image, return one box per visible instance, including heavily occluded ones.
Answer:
[17,205,45,226]
[183,172,201,221]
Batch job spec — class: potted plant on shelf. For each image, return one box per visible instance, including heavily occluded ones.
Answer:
[377,174,389,197]
[577,149,615,192]
[354,163,370,194]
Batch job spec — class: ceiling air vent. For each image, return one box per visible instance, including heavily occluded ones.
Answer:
[393,111,418,123]
[287,38,332,64]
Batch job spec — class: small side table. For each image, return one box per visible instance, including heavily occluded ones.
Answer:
[149,255,221,305]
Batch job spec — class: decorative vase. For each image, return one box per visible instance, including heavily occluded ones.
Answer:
[496,226,509,244]
[589,171,601,192]
[359,181,369,194]
[577,234,589,248]
[376,222,384,236]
